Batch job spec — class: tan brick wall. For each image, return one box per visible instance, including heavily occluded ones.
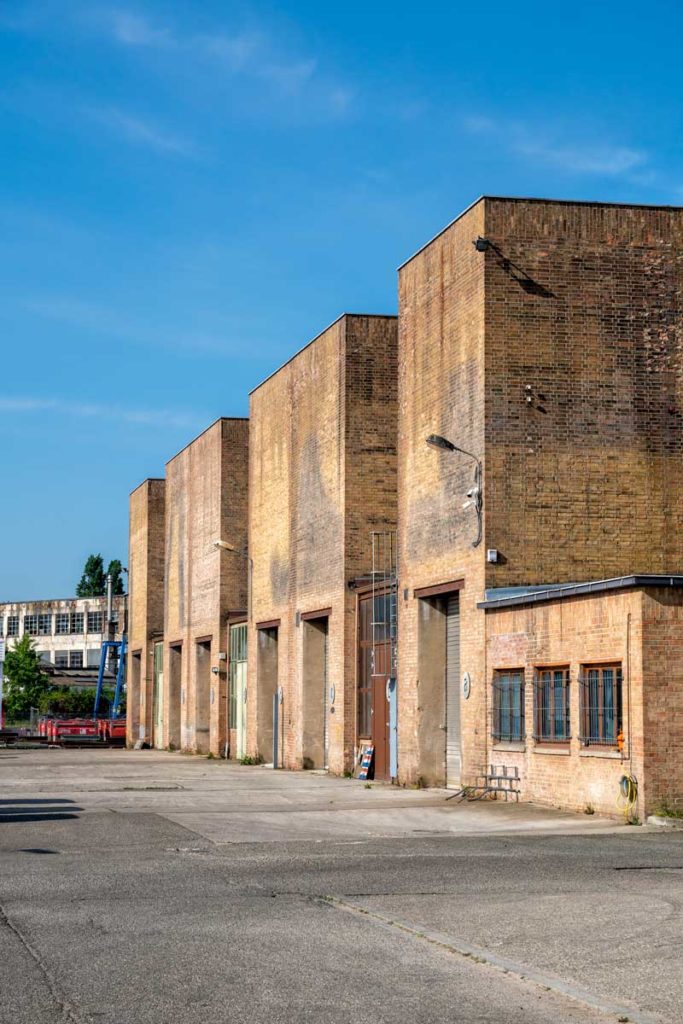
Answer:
[163,418,248,756]
[248,314,397,772]
[483,198,683,586]
[397,197,683,791]
[641,589,683,812]
[127,478,165,746]
[484,586,683,817]
[397,200,488,787]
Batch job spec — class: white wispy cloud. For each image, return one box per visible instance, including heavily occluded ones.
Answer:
[463,115,648,179]
[84,106,196,156]
[0,396,201,429]
[107,10,174,48]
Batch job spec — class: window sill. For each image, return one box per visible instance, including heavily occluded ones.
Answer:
[579,748,623,760]
[492,741,526,752]
[533,745,571,756]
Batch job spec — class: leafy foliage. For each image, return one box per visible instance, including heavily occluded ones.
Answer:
[37,687,113,717]
[76,554,106,597]
[3,635,51,720]
[106,559,125,596]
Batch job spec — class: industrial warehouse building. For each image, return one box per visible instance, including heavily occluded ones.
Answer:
[127,419,248,755]
[127,196,683,819]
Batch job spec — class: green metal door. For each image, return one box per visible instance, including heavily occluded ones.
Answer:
[229,624,248,759]
[153,642,164,749]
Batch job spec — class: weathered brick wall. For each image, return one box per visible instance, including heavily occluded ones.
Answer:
[641,589,683,812]
[483,198,683,587]
[485,589,647,817]
[127,478,165,746]
[397,200,488,787]
[248,315,397,772]
[164,419,248,755]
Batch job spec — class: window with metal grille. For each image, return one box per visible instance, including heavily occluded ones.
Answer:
[492,670,525,742]
[0,617,4,636]
[7,616,19,637]
[38,613,52,635]
[24,614,38,635]
[55,613,70,635]
[69,650,84,669]
[70,613,84,635]
[533,667,570,742]
[87,611,103,633]
[55,651,69,667]
[580,664,622,746]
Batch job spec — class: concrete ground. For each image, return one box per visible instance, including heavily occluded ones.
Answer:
[0,749,680,1024]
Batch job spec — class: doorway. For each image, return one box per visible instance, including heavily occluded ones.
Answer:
[167,644,182,749]
[302,616,329,770]
[153,641,164,749]
[256,626,278,763]
[229,623,247,760]
[417,589,461,788]
[194,640,211,754]
[358,594,390,781]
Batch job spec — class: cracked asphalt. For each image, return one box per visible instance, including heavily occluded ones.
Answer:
[0,748,681,1023]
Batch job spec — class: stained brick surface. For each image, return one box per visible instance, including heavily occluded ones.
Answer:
[248,314,397,772]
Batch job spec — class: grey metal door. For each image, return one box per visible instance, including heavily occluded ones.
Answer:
[322,624,329,770]
[445,593,461,788]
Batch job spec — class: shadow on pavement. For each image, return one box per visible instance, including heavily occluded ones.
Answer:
[0,797,82,823]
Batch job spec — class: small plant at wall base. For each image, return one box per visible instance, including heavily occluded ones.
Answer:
[653,801,683,819]
[3,636,51,721]
[584,803,595,815]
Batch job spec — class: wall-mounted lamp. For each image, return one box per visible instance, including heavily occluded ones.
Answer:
[213,539,237,551]
[425,434,483,548]
[474,236,491,252]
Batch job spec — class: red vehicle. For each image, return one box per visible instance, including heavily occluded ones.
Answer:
[51,718,99,742]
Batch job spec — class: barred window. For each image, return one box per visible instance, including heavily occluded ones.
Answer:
[55,613,70,635]
[38,613,52,636]
[24,614,39,635]
[87,611,103,633]
[534,667,570,742]
[55,651,69,667]
[0,617,4,636]
[69,650,84,669]
[580,664,622,746]
[493,670,525,742]
[7,616,19,637]
[71,613,84,635]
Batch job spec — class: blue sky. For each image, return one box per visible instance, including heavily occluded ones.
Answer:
[1,1,682,599]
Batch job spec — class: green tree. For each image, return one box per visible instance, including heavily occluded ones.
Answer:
[3,636,51,721]
[76,554,106,597]
[106,559,125,596]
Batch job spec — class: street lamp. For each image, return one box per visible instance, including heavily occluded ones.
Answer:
[425,434,482,548]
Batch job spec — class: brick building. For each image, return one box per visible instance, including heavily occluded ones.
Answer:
[397,197,683,815]
[481,576,683,816]
[127,419,248,756]
[127,477,165,747]
[248,314,398,775]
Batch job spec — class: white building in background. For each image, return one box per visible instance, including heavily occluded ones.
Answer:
[0,595,126,669]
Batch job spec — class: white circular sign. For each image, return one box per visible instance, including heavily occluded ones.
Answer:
[462,672,471,700]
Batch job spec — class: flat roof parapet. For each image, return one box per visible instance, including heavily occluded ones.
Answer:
[479,574,683,611]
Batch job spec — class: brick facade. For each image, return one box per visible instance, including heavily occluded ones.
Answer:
[162,418,248,756]
[127,478,165,746]
[484,582,683,817]
[397,197,683,793]
[247,314,397,772]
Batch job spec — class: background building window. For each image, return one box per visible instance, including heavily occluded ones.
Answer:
[493,670,525,742]
[69,650,84,669]
[580,664,622,746]
[0,617,4,636]
[55,651,69,667]
[55,613,70,635]
[70,613,84,635]
[87,611,103,633]
[7,616,19,637]
[38,613,52,636]
[24,614,38,636]
[534,668,570,742]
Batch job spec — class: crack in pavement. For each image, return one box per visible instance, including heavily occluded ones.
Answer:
[0,900,85,1023]
[320,894,662,1024]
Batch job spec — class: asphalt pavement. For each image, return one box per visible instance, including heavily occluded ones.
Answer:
[0,748,680,1024]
